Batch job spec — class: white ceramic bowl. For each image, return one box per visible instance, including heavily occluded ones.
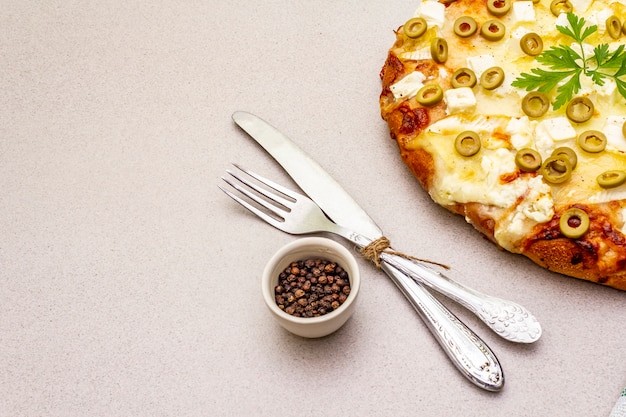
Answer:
[262,237,361,338]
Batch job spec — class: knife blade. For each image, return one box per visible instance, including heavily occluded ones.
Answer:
[232,110,507,391]
[232,111,382,241]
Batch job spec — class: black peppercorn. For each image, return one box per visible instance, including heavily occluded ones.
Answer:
[275,258,351,318]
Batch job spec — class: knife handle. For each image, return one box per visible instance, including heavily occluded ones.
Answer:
[380,252,542,344]
[380,262,504,392]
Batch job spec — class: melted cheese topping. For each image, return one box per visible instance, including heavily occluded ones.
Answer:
[390,0,626,251]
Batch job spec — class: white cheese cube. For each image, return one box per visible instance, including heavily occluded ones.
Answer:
[415,0,446,29]
[603,116,626,152]
[538,117,577,142]
[505,116,533,149]
[569,0,594,13]
[591,8,613,34]
[513,1,536,22]
[444,87,477,114]
[569,42,595,60]
[512,26,531,38]
[555,12,569,28]
[466,54,496,78]
[390,71,426,100]
[577,70,617,100]
[493,71,522,98]
[597,78,617,100]
[589,187,626,204]
[534,124,554,156]
[399,47,432,61]
[509,26,532,55]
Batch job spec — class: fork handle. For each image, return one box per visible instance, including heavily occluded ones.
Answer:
[380,262,504,391]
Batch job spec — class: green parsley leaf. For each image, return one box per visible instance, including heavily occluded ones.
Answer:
[512,12,626,110]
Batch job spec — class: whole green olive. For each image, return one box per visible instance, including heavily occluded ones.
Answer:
[430,37,448,63]
[451,67,477,88]
[607,15,622,39]
[541,155,572,184]
[480,20,506,41]
[480,66,505,90]
[552,146,578,170]
[515,148,542,172]
[597,170,626,188]
[522,91,550,118]
[455,131,481,157]
[550,0,573,16]
[454,16,478,37]
[520,33,543,56]
[577,130,607,153]
[559,207,590,239]
[416,84,444,106]
[566,96,594,123]
[487,0,511,16]
[404,17,428,38]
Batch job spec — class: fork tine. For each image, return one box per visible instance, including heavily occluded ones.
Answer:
[220,174,288,221]
[227,165,295,209]
[217,183,286,230]
[232,163,306,202]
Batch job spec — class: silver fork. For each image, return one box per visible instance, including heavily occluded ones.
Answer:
[219,164,505,391]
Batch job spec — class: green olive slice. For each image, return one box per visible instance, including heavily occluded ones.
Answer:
[622,120,626,138]
[607,15,622,39]
[550,0,573,16]
[487,0,512,16]
[597,170,626,188]
[520,33,543,56]
[541,155,572,184]
[455,131,481,157]
[566,96,594,123]
[522,91,549,117]
[577,130,607,153]
[404,17,428,38]
[480,66,505,90]
[515,148,542,172]
[430,38,448,63]
[480,19,506,41]
[454,16,478,37]
[416,84,444,106]
[552,146,578,170]
[451,67,477,88]
[559,208,590,239]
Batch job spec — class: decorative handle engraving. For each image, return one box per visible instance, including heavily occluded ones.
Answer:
[380,252,543,344]
[475,299,542,344]
[381,262,504,391]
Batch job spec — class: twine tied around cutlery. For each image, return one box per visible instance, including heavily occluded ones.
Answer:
[360,236,450,270]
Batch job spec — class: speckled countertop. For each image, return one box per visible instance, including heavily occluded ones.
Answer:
[1,1,625,416]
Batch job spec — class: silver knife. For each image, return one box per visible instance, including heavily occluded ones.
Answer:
[232,111,506,391]
[232,110,541,344]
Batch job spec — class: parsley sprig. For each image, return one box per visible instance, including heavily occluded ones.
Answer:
[512,13,626,110]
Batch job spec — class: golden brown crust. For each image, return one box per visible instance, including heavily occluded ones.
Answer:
[522,204,626,290]
[522,240,626,291]
[379,0,626,291]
